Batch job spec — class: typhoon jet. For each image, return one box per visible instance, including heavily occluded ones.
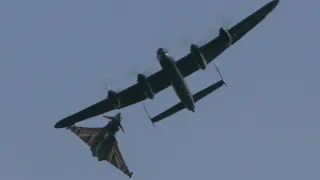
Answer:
[68,112,133,178]
[54,0,279,128]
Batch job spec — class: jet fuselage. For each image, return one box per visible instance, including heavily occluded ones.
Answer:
[91,117,120,161]
[156,48,195,112]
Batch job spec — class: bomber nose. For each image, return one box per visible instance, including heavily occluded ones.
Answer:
[157,48,163,53]
[156,48,164,55]
[157,48,168,56]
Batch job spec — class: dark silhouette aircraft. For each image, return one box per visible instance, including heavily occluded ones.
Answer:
[54,0,279,128]
[68,112,133,178]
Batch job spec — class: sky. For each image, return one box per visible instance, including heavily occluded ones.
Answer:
[1,0,319,179]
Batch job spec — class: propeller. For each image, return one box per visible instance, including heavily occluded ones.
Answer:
[100,77,113,91]
[100,78,123,95]
[125,66,158,79]
[180,16,232,48]
[126,68,152,77]
[103,113,125,134]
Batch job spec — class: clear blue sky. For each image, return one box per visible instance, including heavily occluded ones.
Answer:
[1,0,319,179]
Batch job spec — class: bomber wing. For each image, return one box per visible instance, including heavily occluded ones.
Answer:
[175,0,279,77]
[54,0,278,128]
[105,138,133,178]
[54,71,171,128]
[147,80,225,123]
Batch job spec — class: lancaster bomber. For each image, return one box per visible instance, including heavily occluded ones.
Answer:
[68,112,133,178]
[54,0,279,128]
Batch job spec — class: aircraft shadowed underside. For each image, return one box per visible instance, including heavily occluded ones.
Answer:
[54,0,279,128]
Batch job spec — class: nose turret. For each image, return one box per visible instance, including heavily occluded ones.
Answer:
[156,48,168,60]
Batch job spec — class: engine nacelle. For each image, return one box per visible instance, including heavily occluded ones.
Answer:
[190,44,207,70]
[137,74,154,99]
[108,90,121,109]
[219,27,232,46]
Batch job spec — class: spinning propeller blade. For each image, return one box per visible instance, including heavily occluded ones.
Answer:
[126,66,157,78]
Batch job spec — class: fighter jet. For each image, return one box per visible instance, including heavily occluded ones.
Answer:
[67,112,133,178]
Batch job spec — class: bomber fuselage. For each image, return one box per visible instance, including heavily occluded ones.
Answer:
[156,48,195,112]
